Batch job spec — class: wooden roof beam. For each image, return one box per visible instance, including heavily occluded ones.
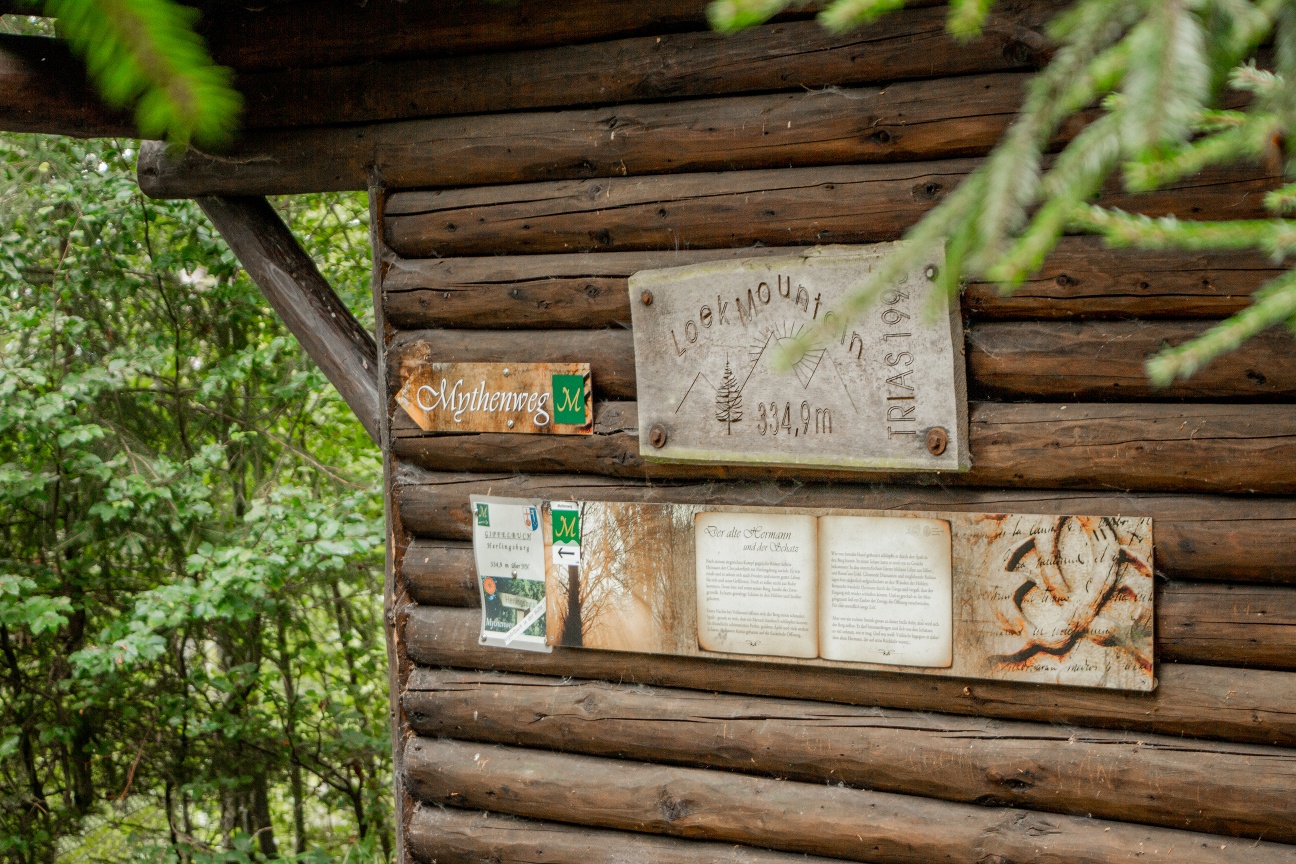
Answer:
[0,33,134,138]
[197,196,381,444]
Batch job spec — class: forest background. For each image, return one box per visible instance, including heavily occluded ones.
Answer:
[0,33,390,859]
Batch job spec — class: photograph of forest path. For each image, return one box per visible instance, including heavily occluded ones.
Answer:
[547,502,696,655]
[0,127,390,863]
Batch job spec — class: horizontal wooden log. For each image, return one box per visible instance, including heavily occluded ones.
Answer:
[229,4,1053,129]
[403,737,1296,863]
[402,604,1296,746]
[403,540,476,606]
[199,0,714,71]
[141,71,1055,198]
[401,541,1296,668]
[969,320,1296,399]
[391,399,1296,494]
[388,320,1296,401]
[392,467,1296,584]
[383,160,1281,258]
[1158,583,1296,669]
[404,668,1296,841]
[381,239,1285,329]
[0,34,134,138]
[407,806,849,864]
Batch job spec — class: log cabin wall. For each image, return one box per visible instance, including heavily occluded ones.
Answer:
[178,0,1296,860]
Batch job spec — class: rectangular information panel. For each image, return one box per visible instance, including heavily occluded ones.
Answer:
[470,495,552,653]
[537,501,1155,692]
[629,244,968,472]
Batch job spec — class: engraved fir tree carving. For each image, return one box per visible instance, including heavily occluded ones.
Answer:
[715,360,743,434]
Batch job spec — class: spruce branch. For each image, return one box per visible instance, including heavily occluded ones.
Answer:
[947,0,994,39]
[1118,0,1210,155]
[1123,112,1278,191]
[718,0,1296,385]
[817,0,907,32]
[1266,181,1296,213]
[38,0,241,146]
[1146,268,1296,384]
[1071,205,1296,256]
[706,0,793,32]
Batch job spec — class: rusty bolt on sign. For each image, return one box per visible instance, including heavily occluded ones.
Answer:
[649,424,668,448]
[640,290,654,306]
[925,427,948,456]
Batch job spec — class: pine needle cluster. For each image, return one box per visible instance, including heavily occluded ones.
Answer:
[711,0,1296,385]
[18,0,241,146]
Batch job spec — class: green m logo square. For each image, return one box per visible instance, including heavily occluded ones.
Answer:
[551,374,586,425]
[552,508,581,546]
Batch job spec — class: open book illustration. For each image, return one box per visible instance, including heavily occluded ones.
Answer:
[540,501,1155,691]
[695,512,952,666]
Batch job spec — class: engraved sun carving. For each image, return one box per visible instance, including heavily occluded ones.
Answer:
[753,321,826,389]
[989,516,1153,675]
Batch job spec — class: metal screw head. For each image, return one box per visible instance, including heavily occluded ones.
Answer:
[506,419,515,429]
[925,426,948,456]
[648,423,668,449]
[924,265,938,281]
[641,290,654,306]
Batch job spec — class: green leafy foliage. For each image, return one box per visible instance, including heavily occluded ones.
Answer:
[0,132,387,863]
[710,0,1296,385]
[18,0,241,146]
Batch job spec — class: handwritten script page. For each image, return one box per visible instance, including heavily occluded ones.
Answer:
[818,515,952,667]
[695,512,818,658]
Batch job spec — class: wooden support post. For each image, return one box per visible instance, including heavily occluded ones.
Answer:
[197,196,381,444]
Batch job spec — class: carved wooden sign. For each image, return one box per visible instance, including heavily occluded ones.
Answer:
[396,360,592,434]
[629,245,968,472]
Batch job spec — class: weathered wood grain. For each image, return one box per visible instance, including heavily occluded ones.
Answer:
[403,737,1296,863]
[404,668,1296,841]
[229,5,1055,129]
[198,196,381,443]
[401,540,1296,668]
[407,806,850,864]
[392,467,1296,584]
[963,240,1285,320]
[381,240,1285,329]
[967,402,1296,493]
[402,540,476,606]
[382,160,1281,258]
[969,320,1296,399]
[1159,583,1296,669]
[387,322,1296,402]
[401,604,1296,746]
[140,72,1048,198]
[0,34,134,138]
[199,0,713,71]
[391,399,1296,494]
